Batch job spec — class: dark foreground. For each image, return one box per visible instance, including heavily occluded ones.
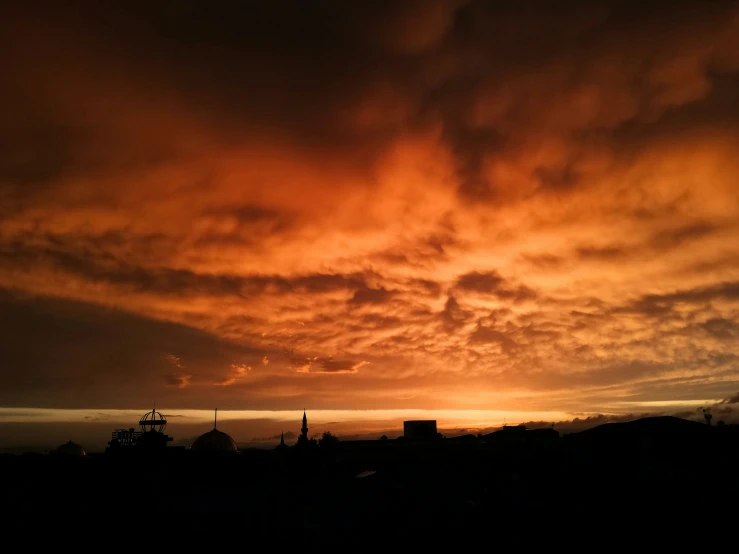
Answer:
[2,417,738,548]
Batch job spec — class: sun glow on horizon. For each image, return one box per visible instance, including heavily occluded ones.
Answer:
[0,407,575,427]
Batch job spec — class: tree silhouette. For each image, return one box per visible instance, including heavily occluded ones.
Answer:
[319,431,339,447]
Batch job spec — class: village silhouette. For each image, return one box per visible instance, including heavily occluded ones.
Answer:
[2,405,738,545]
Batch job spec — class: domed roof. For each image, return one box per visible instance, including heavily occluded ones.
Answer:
[191,428,238,453]
[52,440,86,456]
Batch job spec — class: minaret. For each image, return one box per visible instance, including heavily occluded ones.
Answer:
[280,431,285,446]
[301,410,308,439]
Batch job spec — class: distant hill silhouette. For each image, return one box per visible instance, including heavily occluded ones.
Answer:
[446,433,478,441]
[577,415,707,435]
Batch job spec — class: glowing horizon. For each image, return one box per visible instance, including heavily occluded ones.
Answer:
[0,407,577,426]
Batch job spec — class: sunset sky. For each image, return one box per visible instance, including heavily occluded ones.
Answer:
[2,1,739,450]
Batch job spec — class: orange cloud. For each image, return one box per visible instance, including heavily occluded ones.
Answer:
[165,373,193,390]
[218,364,252,386]
[0,1,738,421]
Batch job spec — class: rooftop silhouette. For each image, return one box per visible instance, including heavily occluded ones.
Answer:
[4,410,737,546]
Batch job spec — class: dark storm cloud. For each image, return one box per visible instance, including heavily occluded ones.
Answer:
[193,206,294,247]
[348,286,395,305]
[359,314,403,330]
[656,282,739,304]
[441,1,739,199]
[720,393,739,405]
[648,222,720,250]
[455,271,537,302]
[204,205,285,226]
[410,279,443,297]
[1,0,738,200]
[440,296,471,332]
[521,254,564,270]
[604,281,739,342]
[0,241,373,299]
[468,325,517,353]
[0,289,262,407]
[701,318,739,340]
[613,297,675,319]
[372,236,456,269]
[576,246,627,261]
[569,223,723,263]
[619,282,739,318]
[456,271,505,293]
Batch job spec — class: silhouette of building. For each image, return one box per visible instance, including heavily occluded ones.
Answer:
[106,407,172,453]
[137,408,173,449]
[51,440,86,456]
[191,409,238,453]
[404,420,438,441]
[275,431,288,451]
[296,410,311,446]
[108,428,142,450]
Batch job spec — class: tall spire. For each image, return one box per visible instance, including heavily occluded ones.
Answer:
[214,408,218,429]
[280,431,285,446]
[301,409,308,439]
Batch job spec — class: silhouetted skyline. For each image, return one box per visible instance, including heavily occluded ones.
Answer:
[4,409,739,547]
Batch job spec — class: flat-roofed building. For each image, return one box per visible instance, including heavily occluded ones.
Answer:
[404,420,438,441]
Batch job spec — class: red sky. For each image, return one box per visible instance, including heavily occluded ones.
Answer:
[1,1,739,448]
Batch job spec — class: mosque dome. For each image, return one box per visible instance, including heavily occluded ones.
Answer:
[52,440,87,456]
[191,428,238,453]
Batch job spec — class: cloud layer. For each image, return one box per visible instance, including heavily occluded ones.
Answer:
[1,1,739,419]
